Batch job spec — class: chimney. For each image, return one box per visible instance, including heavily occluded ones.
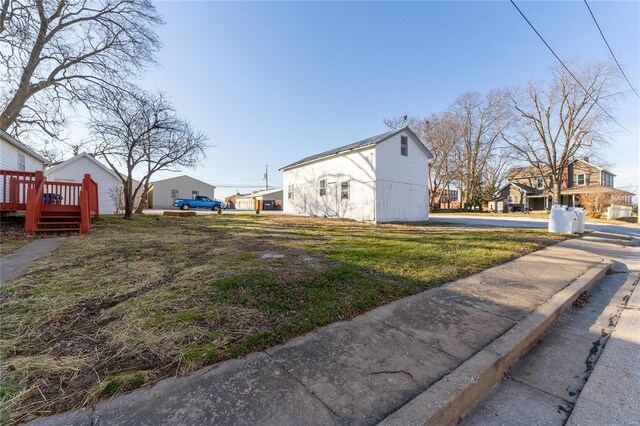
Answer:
[583,156,589,163]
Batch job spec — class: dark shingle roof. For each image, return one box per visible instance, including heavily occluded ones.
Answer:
[280,127,433,171]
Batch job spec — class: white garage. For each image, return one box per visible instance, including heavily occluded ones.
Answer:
[45,153,120,215]
[281,127,434,223]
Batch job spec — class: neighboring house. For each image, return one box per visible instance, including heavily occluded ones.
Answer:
[281,127,434,222]
[235,188,283,210]
[45,153,120,215]
[149,175,217,209]
[433,188,461,210]
[1,130,49,212]
[224,193,247,209]
[489,157,633,212]
[0,129,47,172]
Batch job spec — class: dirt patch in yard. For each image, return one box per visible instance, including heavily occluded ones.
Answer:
[0,214,569,424]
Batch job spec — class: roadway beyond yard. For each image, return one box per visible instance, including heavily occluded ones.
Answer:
[431,213,640,240]
[0,214,568,424]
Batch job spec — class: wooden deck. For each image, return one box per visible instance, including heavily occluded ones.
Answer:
[1,170,99,234]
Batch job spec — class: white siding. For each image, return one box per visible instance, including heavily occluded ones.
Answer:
[0,138,45,172]
[283,147,377,222]
[151,176,217,209]
[45,156,120,215]
[374,133,430,222]
[235,197,255,210]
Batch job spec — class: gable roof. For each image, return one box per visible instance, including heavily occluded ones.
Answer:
[573,158,615,176]
[280,127,434,171]
[237,188,283,199]
[45,152,119,179]
[151,174,216,188]
[0,128,49,165]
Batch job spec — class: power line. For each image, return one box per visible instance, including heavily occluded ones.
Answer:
[584,0,640,99]
[509,0,636,136]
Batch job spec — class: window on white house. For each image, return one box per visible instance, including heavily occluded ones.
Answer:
[192,190,199,197]
[400,136,408,156]
[288,184,294,200]
[319,179,326,196]
[341,181,350,200]
[576,173,585,186]
[536,177,544,189]
[17,152,25,171]
[171,189,179,200]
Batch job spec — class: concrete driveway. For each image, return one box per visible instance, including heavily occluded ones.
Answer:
[143,209,284,216]
[430,214,640,240]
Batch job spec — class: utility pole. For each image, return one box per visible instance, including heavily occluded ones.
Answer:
[264,165,269,190]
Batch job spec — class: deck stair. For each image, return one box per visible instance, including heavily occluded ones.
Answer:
[1,170,99,234]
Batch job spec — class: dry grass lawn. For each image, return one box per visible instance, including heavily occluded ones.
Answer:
[0,214,570,424]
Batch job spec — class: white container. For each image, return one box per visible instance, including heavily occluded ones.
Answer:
[573,207,587,234]
[549,204,573,234]
[569,207,585,234]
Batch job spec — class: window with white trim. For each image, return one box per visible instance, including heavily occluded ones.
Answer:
[17,152,25,171]
[400,136,408,156]
[192,190,199,197]
[341,181,350,200]
[171,189,179,199]
[288,184,294,200]
[319,179,326,196]
[576,173,586,186]
[536,177,544,189]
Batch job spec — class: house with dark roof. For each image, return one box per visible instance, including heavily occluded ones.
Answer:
[280,127,434,222]
[489,158,633,212]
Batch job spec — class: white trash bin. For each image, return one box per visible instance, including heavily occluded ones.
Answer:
[573,207,585,234]
[549,204,573,234]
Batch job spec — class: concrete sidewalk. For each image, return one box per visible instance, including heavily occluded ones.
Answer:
[31,236,619,426]
[0,237,66,285]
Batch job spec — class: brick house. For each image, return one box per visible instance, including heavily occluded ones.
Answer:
[488,158,633,212]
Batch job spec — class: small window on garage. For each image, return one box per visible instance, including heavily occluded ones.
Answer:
[341,181,350,200]
[192,190,199,197]
[171,189,179,199]
[319,179,326,196]
[400,136,408,156]
[17,152,25,171]
[288,184,294,200]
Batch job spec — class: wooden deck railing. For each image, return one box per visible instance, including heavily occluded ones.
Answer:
[0,168,100,234]
[0,170,38,211]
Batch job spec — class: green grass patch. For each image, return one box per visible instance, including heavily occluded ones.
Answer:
[0,214,569,424]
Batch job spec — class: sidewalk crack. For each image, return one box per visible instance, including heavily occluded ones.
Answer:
[263,351,343,422]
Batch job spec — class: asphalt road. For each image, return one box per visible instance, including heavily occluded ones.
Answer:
[430,214,640,240]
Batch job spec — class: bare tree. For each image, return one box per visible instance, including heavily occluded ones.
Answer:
[89,86,207,219]
[385,113,461,210]
[0,0,162,148]
[503,62,617,204]
[451,90,511,210]
[482,148,511,199]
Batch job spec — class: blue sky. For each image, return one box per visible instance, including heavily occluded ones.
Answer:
[137,1,639,198]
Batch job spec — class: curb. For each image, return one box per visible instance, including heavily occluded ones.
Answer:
[379,259,612,426]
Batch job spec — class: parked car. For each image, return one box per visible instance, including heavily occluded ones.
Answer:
[173,195,224,211]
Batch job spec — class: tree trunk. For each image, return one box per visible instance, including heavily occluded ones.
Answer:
[554,181,562,206]
[135,186,148,214]
[123,180,134,219]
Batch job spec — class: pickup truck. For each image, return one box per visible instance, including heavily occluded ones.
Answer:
[174,195,224,211]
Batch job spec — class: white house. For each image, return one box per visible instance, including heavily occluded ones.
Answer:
[0,129,47,172]
[235,188,283,210]
[281,127,434,222]
[149,175,217,209]
[45,153,120,215]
